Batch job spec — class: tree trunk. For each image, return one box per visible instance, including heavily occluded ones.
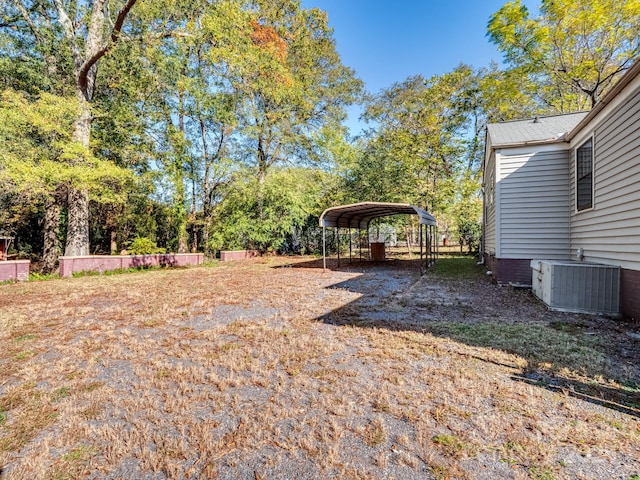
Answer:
[177,225,188,253]
[53,0,138,257]
[66,188,90,256]
[42,196,61,273]
[191,227,198,253]
[110,229,118,255]
[65,95,92,257]
[175,70,189,254]
[257,140,268,224]
[174,165,188,254]
[202,221,210,255]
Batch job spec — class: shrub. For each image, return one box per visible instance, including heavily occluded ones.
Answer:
[127,237,165,255]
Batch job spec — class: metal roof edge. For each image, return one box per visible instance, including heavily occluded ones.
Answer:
[489,137,570,149]
[487,110,589,126]
[319,202,437,228]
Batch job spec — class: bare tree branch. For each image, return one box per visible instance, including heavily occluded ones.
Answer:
[51,0,75,40]
[76,0,138,94]
[12,0,44,43]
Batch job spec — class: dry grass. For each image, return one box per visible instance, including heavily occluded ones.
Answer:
[0,255,639,479]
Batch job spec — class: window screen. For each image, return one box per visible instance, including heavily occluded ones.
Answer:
[576,138,593,211]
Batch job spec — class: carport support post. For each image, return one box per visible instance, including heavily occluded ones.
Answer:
[349,228,352,263]
[419,223,423,265]
[425,225,429,271]
[336,227,340,267]
[322,225,326,273]
[432,226,437,266]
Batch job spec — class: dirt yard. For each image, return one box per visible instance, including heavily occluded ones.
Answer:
[0,255,639,480]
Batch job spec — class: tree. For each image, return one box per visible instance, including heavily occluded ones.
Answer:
[347,66,505,245]
[488,0,640,111]
[137,7,239,253]
[6,0,139,256]
[359,68,476,211]
[342,133,417,204]
[192,0,362,251]
[210,166,327,252]
[0,89,130,271]
[203,0,362,180]
[442,170,482,254]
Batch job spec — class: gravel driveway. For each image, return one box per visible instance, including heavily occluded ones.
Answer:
[1,255,639,479]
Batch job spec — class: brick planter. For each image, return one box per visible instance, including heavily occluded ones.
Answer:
[0,260,30,282]
[59,254,204,278]
[220,250,259,262]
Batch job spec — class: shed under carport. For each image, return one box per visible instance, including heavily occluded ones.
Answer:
[319,202,438,272]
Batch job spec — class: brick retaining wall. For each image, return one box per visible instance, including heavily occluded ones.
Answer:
[0,260,30,282]
[220,250,259,262]
[59,254,204,277]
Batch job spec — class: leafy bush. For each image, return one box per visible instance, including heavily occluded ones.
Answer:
[29,272,58,281]
[457,219,482,254]
[209,167,326,253]
[127,237,166,255]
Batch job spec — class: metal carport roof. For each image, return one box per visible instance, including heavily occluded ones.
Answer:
[319,202,437,229]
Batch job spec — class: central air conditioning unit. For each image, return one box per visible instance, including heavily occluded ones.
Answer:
[530,260,620,316]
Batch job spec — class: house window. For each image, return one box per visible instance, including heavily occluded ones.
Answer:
[576,138,593,211]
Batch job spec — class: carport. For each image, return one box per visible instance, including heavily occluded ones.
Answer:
[319,202,438,273]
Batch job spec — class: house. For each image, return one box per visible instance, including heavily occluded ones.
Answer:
[483,60,640,320]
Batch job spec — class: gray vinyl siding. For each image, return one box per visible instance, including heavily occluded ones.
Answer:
[483,152,497,253]
[498,149,571,259]
[570,83,640,270]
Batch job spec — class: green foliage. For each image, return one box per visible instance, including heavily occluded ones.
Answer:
[4,0,359,259]
[2,0,635,265]
[15,334,36,342]
[202,0,363,177]
[0,88,135,262]
[50,387,71,402]
[344,66,488,241]
[432,434,466,456]
[210,167,326,253]
[71,265,168,278]
[428,256,484,280]
[354,67,486,209]
[0,89,133,202]
[475,64,542,123]
[127,237,166,255]
[448,170,482,253]
[29,272,58,282]
[457,219,481,253]
[488,0,640,110]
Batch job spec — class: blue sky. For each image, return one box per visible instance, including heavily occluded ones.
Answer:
[299,0,539,134]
